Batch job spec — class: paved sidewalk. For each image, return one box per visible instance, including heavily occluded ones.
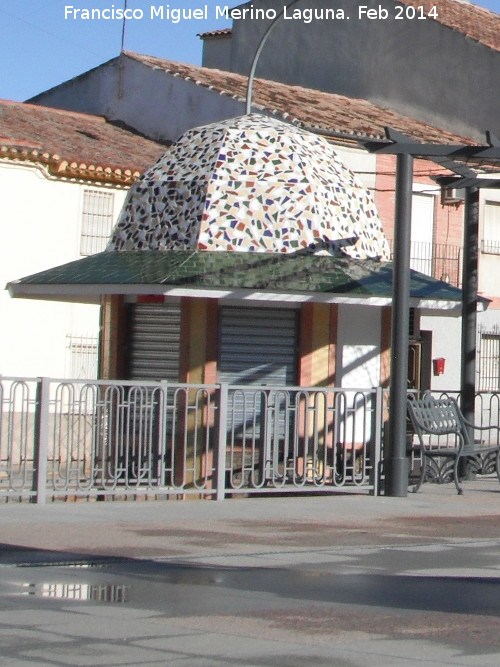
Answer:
[2,480,500,666]
[2,478,500,561]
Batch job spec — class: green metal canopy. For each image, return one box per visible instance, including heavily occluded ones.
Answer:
[6,250,482,312]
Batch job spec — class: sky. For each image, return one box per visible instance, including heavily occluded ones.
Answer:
[1,0,499,102]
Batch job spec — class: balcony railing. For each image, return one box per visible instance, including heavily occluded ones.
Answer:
[388,240,462,287]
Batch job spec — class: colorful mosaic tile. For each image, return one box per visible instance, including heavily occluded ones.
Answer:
[108,114,390,260]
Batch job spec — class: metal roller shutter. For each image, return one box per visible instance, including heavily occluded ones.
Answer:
[219,307,298,465]
[218,307,298,386]
[128,303,181,381]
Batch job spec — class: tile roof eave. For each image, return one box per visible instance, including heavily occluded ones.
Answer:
[0,98,168,179]
[197,28,232,38]
[6,280,468,312]
[0,144,142,186]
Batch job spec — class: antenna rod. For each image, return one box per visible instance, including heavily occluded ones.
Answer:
[118,0,128,98]
[120,0,128,52]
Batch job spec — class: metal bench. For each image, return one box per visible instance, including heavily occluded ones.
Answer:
[406,393,500,494]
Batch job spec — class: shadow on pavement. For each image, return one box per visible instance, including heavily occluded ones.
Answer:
[2,541,500,618]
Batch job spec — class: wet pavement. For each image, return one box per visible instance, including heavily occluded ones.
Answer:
[2,480,500,665]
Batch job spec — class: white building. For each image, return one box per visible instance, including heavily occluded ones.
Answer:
[0,99,166,377]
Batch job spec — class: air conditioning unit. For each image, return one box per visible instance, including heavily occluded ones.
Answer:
[441,186,465,206]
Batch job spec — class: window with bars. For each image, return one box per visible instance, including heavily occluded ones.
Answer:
[65,334,99,379]
[482,201,500,255]
[80,189,115,256]
[478,329,500,391]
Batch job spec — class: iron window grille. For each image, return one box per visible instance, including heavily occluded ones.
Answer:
[65,334,99,379]
[481,201,500,255]
[80,189,115,256]
[478,327,500,391]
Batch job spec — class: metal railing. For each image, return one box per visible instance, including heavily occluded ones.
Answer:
[406,390,500,483]
[0,377,386,502]
[388,240,462,287]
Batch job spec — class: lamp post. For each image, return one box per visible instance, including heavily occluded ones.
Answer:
[245,0,303,114]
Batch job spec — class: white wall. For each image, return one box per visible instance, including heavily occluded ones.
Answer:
[335,146,376,191]
[336,304,381,388]
[0,160,126,378]
[335,303,463,394]
[420,312,462,392]
[335,304,381,443]
[479,188,500,300]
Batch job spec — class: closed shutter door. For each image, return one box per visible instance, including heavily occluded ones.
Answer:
[218,307,298,386]
[219,307,298,441]
[128,303,181,381]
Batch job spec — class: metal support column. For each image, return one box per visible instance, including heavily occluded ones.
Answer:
[385,153,413,496]
[461,187,479,425]
[33,376,50,504]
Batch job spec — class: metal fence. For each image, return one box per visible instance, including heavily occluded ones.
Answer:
[3,377,499,503]
[0,377,386,502]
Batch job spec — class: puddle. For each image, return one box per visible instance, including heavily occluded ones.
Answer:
[16,558,126,569]
[22,582,129,603]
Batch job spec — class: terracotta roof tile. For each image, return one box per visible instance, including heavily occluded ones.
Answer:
[198,28,232,38]
[0,99,167,182]
[199,1,500,53]
[399,0,500,52]
[126,52,474,144]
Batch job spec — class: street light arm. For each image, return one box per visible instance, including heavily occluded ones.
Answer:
[245,0,303,114]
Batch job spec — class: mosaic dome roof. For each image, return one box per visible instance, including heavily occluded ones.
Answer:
[108,114,390,260]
